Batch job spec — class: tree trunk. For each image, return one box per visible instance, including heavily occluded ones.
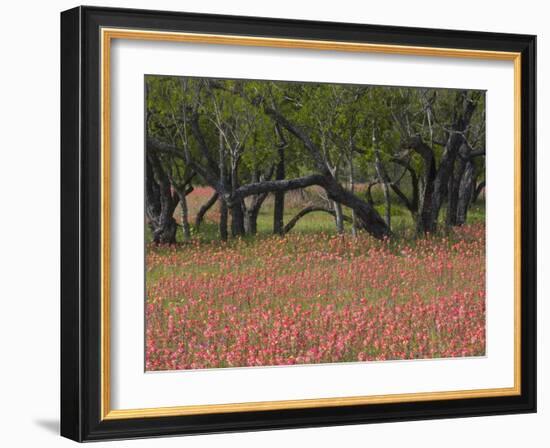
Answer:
[446,154,467,227]
[374,154,391,230]
[273,144,286,235]
[333,201,345,234]
[217,128,230,241]
[446,140,482,227]
[194,191,219,230]
[145,153,178,244]
[233,173,391,239]
[180,192,191,240]
[245,193,268,235]
[349,157,357,237]
[245,208,259,235]
[456,161,475,225]
[426,149,456,232]
[322,177,390,239]
[417,153,437,235]
[244,209,257,235]
[424,93,477,232]
[145,153,162,234]
[230,200,246,237]
[154,216,177,245]
[219,198,228,241]
[403,92,478,234]
[373,129,391,230]
[446,169,459,227]
[172,184,194,241]
[229,144,246,237]
[366,181,377,207]
[389,157,420,227]
[262,105,390,238]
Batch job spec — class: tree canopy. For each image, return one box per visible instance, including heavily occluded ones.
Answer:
[145,75,485,244]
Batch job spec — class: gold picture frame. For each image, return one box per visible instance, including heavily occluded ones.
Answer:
[61,6,536,442]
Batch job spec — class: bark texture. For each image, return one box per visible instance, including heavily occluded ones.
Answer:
[145,153,178,244]
[194,191,219,230]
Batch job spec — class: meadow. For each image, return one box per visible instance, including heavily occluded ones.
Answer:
[145,187,486,371]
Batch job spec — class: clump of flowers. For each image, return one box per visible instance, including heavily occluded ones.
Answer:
[146,224,486,371]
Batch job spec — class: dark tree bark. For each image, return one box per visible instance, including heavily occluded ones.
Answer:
[180,194,191,240]
[170,172,195,241]
[262,105,391,239]
[273,142,286,235]
[446,157,465,227]
[456,161,475,225]
[417,148,439,234]
[152,114,259,239]
[145,152,162,228]
[322,176,390,239]
[402,91,479,234]
[348,156,358,237]
[333,201,345,234]
[374,145,391,230]
[447,141,484,226]
[424,91,478,232]
[405,135,437,234]
[244,192,269,235]
[149,105,392,239]
[242,164,274,235]
[234,174,325,197]
[233,173,390,239]
[145,153,178,244]
[389,157,419,222]
[194,191,219,230]
[173,184,194,241]
[230,200,246,237]
[228,153,246,237]
[219,198,228,241]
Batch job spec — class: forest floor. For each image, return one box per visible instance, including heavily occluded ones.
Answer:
[145,186,486,371]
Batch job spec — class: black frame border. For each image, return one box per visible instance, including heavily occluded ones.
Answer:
[61,6,536,442]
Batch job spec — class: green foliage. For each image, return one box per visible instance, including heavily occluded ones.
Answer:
[145,75,486,240]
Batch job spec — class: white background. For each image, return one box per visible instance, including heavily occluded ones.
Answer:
[0,0,546,447]
[111,40,515,409]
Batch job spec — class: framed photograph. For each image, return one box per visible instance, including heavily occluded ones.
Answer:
[61,6,536,442]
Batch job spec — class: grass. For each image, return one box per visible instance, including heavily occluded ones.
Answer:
[146,225,486,370]
[144,186,486,371]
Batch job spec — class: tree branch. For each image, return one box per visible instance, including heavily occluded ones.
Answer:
[262,105,330,175]
[390,157,419,212]
[234,174,326,199]
[283,205,352,234]
[147,136,223,193]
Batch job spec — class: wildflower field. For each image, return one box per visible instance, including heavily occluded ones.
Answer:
[145,189,486,371]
